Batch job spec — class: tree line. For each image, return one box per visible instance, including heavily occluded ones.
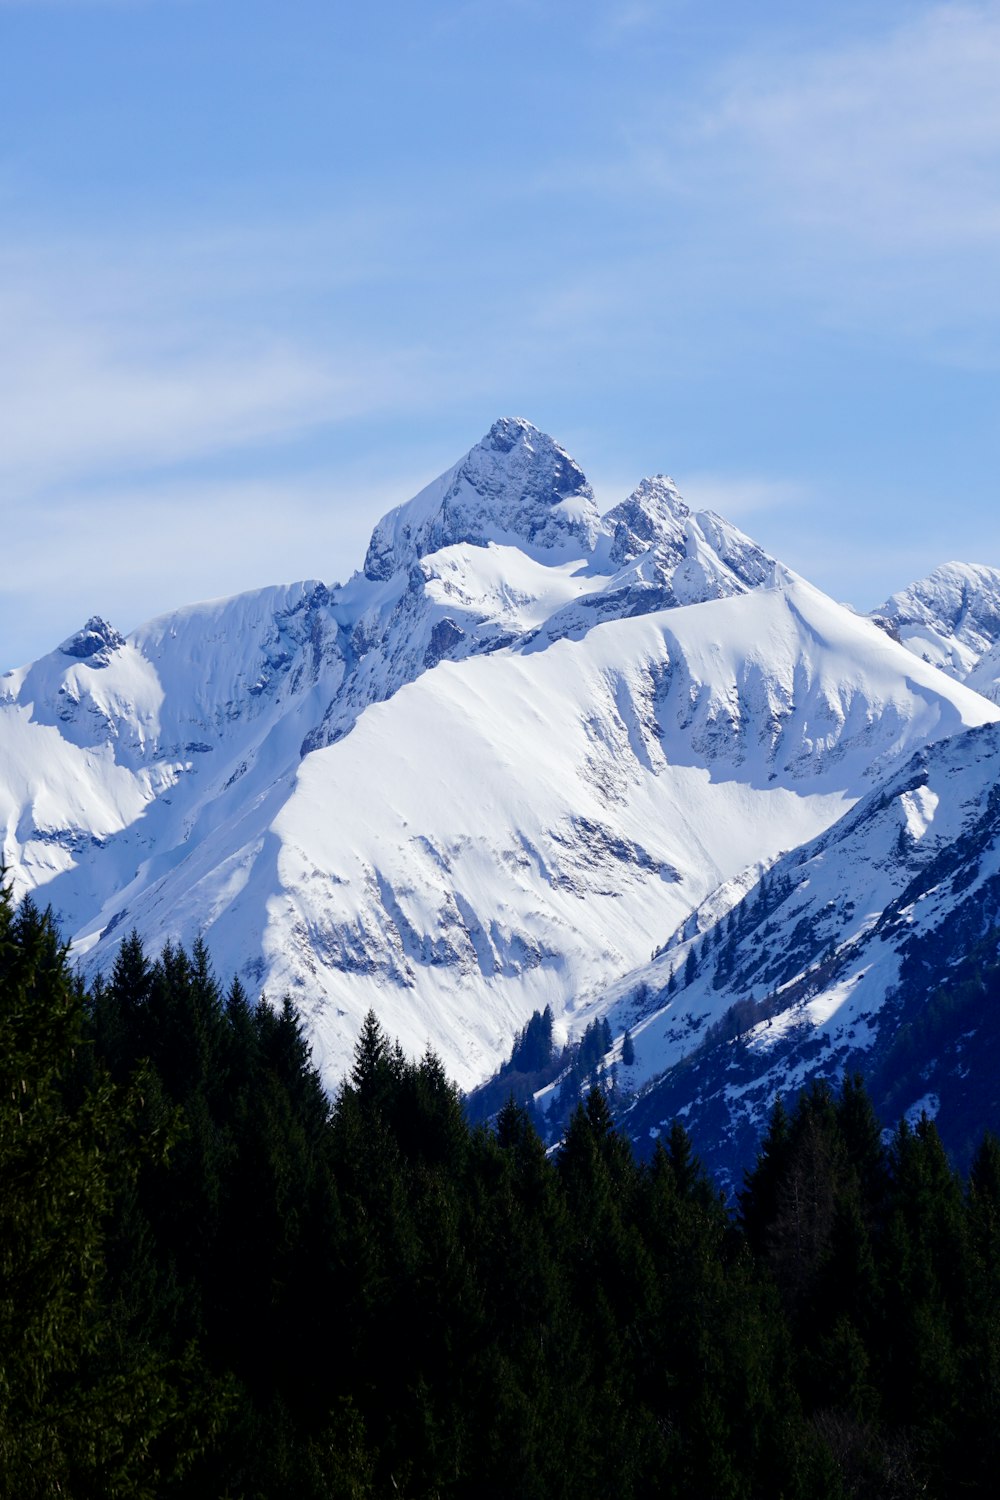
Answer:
[2,880,999,1496]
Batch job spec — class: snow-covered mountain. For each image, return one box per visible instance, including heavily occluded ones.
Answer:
[577,717,1000,1184]
[2,418,998,1091]
[873,562,1000,703]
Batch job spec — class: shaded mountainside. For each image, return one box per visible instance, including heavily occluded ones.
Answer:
[563,720,1000,1188]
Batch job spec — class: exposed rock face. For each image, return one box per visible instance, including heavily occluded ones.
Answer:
[59,617,126,666]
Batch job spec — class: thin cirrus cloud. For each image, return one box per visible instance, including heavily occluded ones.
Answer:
[2,474,386,606]
[676,473,807,520]
[499,3,1000,376]
[0,224,464,667]
[600,2,1000,350]
[0,321,337,489]
[699,3,1000,253]
[0,240,443,494]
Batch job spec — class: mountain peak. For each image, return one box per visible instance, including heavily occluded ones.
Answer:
[605,475,689,566]
[59,616,125,666]
[878,560,1000,616]
[481,415,543,453]
[874,561,1000,681]
[363,418,600,581]
[601,474,776,602]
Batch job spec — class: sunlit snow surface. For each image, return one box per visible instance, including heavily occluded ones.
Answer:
[2,419,998,1091]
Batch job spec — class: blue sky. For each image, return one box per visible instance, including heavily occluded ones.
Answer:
[2,0,999,667]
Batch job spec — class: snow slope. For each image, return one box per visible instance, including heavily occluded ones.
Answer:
[2,418,998,1091]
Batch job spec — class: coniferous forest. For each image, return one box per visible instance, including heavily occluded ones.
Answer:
[3,880,1000,1498]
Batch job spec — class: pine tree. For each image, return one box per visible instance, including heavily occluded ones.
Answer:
[510,1005,554,1073]
[740,1096,792,1255]
[621,1027,636,1068]
[350,1008,395,1114]
[95,928,156,1084]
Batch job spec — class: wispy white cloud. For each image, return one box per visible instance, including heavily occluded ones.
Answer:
[0,222,448,493]
[550,2,1000,354]
[699,3,1000,254]
[3,473,376,603]
[0,314,335,488]
[676,472,806,519]
[590,1,661,41]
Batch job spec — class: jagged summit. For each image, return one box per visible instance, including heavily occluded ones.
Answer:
[363,417,601,581]
[606,476,688,565]
[601,473,775,608]
[875,562,1000,675]
[360,419,778,631]
[872,561,1000,704]
[307,426,788,750]
[59,616,125,666]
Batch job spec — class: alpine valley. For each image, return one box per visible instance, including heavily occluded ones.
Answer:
[4,417,1000,1174]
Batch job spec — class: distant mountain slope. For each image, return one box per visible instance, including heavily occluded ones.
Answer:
[2,418,997,1091]
[583,719,1000,1185]
[873,561,1000,701]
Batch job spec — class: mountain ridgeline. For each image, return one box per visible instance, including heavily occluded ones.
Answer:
[4,887,1000,1498]
[2,417,999,1107]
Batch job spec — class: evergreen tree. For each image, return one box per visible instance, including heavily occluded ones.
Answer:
[509,1005,554,1073]
[349,1008,396,1114]
[881,1115,967,1475]
[92,928,156,1085]
[740,1095,793,1255]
